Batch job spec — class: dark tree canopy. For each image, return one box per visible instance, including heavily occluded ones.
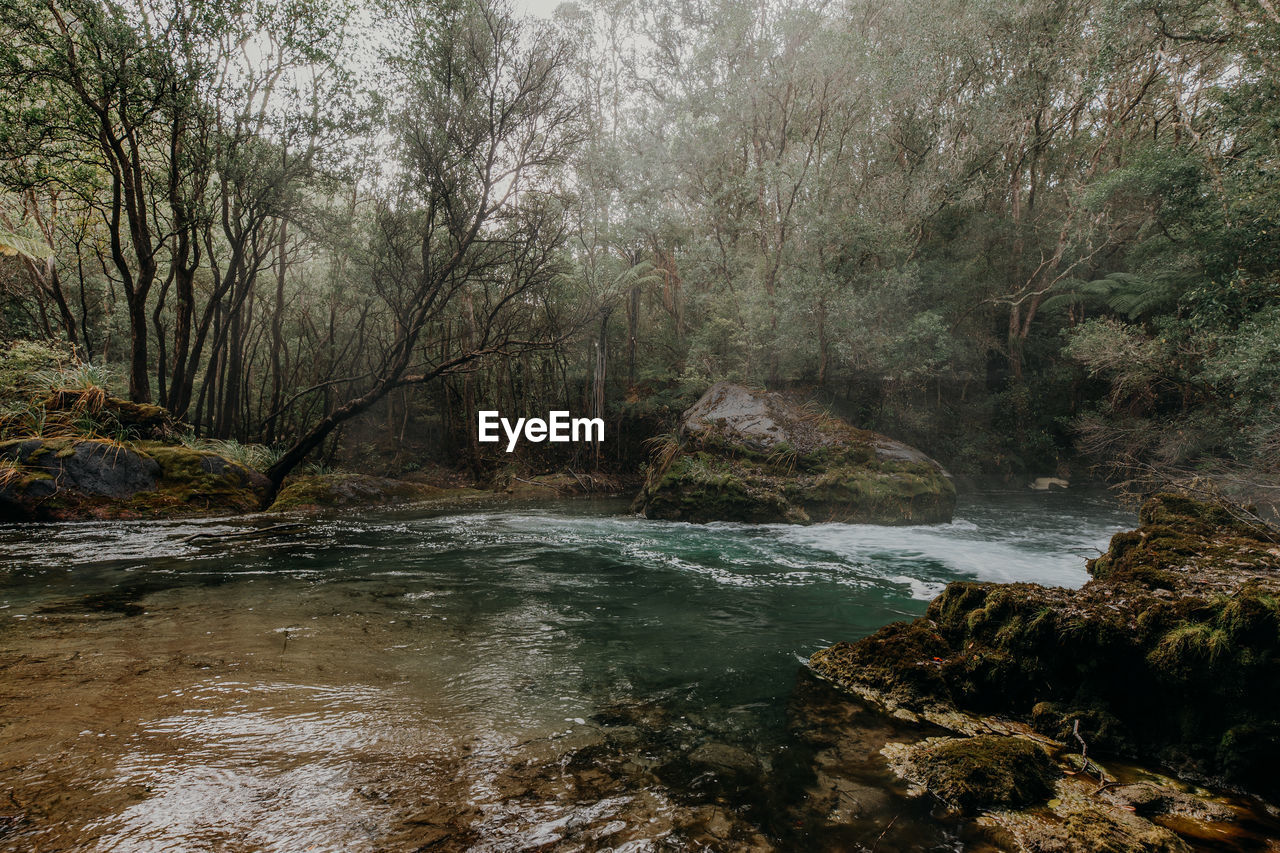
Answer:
[0,0,1276,493]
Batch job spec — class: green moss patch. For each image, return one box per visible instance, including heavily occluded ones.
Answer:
[887,735,1058,814]
[636,446,956,525]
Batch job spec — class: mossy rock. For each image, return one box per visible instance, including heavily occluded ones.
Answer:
[267,473,471,512]
[635,382,955,524]
[886,735,1058,814]
[980,775,1197,853]
[812,493,1280,798]
[0,437,267,520]
[1089,492,1279,592]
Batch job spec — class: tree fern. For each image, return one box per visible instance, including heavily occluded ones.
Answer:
[1042,273,1178,320]
[0,230,51,261]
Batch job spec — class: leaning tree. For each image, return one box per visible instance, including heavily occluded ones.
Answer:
[263,0,584,492]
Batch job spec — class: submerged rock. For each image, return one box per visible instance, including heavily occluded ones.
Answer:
[634,382,955,524]
[810,492,1280,800]
[688,741,760,777]
[0,437,268,520]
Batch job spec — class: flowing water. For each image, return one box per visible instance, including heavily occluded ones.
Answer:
[0,492,1200,851]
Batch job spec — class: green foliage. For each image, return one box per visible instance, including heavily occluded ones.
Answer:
[180,437,282,472]
[0,339,70,409]
[0,0,1277,484]
[1044,274,1180,321]
[29,361,116,396]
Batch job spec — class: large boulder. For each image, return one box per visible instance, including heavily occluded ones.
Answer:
[0,438,268,520]
[634,382,955,524]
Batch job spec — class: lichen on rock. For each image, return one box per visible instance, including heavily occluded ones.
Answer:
[982,776,1194,853]
[634,382,955,524]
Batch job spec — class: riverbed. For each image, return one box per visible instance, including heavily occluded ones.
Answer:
[0,492,1135,851]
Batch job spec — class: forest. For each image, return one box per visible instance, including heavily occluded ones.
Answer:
[1,0,1277,493]
[5,1,1280,848]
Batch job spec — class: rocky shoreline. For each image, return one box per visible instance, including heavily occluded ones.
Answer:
[0,437,270,521]
[2,385,1277,849]
[810,491,1280,850]
[1,383,959,524]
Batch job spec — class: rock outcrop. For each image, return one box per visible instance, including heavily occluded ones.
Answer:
[785,668,1269,852]
[0,438,269,520]
[267,473,484,513]
[634,382,955,524]
[810,492,1280,800]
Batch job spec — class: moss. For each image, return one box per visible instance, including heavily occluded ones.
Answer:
[1090,492,1278,585]
[138,444,266,511]
[894,735,1058,814]
[1124,565,1180,590]
[1217,723,1280,782]
[636,452,799,523]
[638,446,954,525]
[1030,703,1132,754]
[1138,492,1251,533]
[1024,800,1191,853]
[810,621,953,707]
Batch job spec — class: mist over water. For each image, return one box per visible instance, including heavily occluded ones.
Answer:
[0,492,1134,851]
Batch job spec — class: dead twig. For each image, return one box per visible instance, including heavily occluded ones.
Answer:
[870,813,899,852]
[511,476,561,492]
[183,522,306,544]
[1071,719,1111,790]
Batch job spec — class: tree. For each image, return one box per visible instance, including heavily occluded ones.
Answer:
[0,0,208,401]
[262,0,584,491]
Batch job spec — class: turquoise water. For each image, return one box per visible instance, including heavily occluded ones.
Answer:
[0,492,1135,851]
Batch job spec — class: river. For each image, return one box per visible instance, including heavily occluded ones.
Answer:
[0,492,1135,851]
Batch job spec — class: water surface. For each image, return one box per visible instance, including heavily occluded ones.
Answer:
[0,492,1134,851]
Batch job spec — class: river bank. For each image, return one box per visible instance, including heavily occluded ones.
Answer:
[2,494,1277,850]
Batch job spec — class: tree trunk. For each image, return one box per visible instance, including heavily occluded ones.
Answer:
[127,290,151,403]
